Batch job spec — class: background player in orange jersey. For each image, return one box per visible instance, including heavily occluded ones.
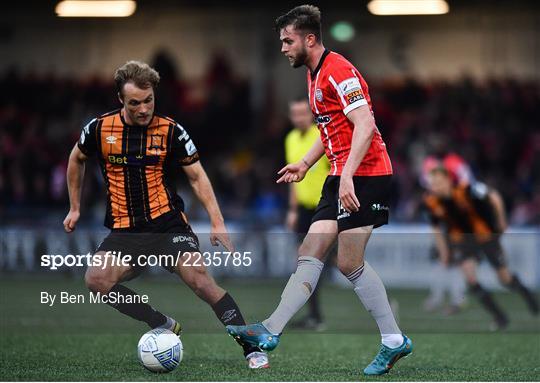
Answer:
[424,166,539,329]
[421,138,473,314]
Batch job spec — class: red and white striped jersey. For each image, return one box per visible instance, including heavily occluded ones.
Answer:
[307,50,392,177]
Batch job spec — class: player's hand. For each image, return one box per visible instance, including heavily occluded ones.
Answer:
[63,210,80,233]
[339,176,360,213]
[286,209,298,231]
[276,161,308,184]
[210,223,235,252]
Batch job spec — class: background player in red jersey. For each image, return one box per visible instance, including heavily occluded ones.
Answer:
[227,5,412,376]
[62,61,269,369]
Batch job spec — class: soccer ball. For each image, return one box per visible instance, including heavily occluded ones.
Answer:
[137,329,183,373]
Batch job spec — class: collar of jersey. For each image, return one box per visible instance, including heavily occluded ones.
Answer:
[119,109,155,129]
[310,49,331,80]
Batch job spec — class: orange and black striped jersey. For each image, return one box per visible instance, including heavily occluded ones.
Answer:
[423,183,499,243]
[78,109,199,230]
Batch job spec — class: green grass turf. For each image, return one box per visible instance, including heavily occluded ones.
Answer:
[0,275,539,381]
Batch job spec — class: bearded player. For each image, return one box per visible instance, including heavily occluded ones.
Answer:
[227,5,412,376]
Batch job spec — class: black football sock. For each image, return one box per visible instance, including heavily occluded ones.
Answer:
[212,292,261,357]
[507,275,539,315]
[469,283,508,323]
[106,284,167,329]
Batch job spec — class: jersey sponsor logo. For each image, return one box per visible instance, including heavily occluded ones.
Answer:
[107,154,159,166]
[185,140,196,156]
[148,134,164,150]
[338,77,364,105]
[315,88,323,102]
[339,78,360,93]
[106,135,117,144]
[176,123,197,155]
[315,115,332,125]
[345,90,364,104]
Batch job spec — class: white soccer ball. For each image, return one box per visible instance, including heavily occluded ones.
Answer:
[137,329,183,373]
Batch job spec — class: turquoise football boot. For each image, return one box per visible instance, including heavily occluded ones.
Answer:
[226,323,280,351]
[364,335,413,375]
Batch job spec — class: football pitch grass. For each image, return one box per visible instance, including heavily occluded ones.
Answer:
[1,275,539,381]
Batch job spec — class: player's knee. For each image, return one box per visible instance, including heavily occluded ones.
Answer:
[336,257,356,276]
[85,271,114,294]
[336,248,364,276]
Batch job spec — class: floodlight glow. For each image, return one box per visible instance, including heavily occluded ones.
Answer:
[367,0,449,15]
[330,21,355,42]
[55,1,136,17]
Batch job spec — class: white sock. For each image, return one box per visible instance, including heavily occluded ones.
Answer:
[347,261,403,348]
[263,256,324,335]
[428,262,446,305]
[381,333,405,349]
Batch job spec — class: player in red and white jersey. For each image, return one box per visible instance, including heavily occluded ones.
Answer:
[227,5,412,377]
[307,50,392,177]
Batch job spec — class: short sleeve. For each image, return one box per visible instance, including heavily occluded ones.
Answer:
[77,118,98,156]
[328,66,368,115]
[170,123,199,166]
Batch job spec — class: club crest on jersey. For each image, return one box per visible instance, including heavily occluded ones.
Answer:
[106,135,117,144]
[315,88,323,102]
[149,134,165,150]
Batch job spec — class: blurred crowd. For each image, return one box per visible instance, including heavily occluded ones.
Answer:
[375,77,540,226]
[1,52,539,227]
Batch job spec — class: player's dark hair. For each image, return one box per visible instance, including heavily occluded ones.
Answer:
[114,60,160,97]
[275,5,322,42]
